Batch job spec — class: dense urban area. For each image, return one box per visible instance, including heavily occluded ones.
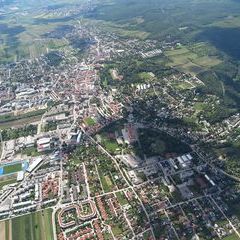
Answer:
[1,0,240,239]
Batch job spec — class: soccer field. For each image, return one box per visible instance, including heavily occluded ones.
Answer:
[3,163,22,175]
[2,209,54,240]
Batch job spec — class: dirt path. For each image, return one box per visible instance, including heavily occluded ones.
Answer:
[0,221,5,240]
[9,220,12,240]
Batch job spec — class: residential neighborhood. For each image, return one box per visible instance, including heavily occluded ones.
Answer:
[0,0,240,240]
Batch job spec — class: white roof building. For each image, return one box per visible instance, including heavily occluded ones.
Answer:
[37,137,51,145]
[17,171,24,181]
[27,157,43,172]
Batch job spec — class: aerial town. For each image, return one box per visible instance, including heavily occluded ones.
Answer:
[1,0,240,240]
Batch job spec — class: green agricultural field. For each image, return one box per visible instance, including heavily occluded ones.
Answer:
[192,56,222,68]
[3,163,22,174]
[180,62,204,75]
[166,48,198,65]
[165,47,190,57]
[0,0,80,64]
[165,45,222,75]
[9,209,54,240]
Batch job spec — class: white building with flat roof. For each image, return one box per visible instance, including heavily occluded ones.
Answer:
[27,157,43,172]
[17,171,24,181]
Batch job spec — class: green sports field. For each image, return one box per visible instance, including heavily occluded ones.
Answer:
[3,163,22,175]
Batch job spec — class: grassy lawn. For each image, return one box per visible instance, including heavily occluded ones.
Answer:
[84,117,96,126]
[222,234,239,240]
[174,82,193,90]
[11,209,54,240]
[111,225,123,237]
[105,176,113,187]
[194,102,207,111]
[99,172,114,192]
[103,140,119,154]
[3,163,22,174]
[116,191,128,205]
[99,134,119,154]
